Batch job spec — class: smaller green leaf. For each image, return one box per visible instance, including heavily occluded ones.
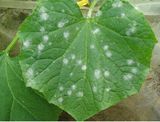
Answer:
[0,53,61,121]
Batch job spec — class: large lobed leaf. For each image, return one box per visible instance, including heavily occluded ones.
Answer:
[18,0,157,120]
[0,52,61,120]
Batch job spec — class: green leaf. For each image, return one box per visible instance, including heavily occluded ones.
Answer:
[0,53,61,121]
[18,0,157,120]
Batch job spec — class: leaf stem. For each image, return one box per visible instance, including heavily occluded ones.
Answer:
[5,34,19,53]
[87,0,99,18]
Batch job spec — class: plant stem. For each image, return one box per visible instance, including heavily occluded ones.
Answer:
[87,0,99,18]
[5,34,19,53]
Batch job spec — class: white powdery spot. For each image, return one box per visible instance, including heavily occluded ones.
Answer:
[67,90,72,96]
[130,26,136,33]
[106,88,111,92]
[57,19,69,28]
[94,69,101,79]
[76,27,80,31]
[105,51,112,58]
[61,9,65,13]
[63,58,69,65]
[131,67,138,74]
[134,6,139,11]
[43,35,49,43]
[81,65,87,71]
[40,12,49,21]
[127,59,134,65]
[92,28,100,34]
[23,40,31,48]
[77,91,84,97]
[90,44,95,49]
[40,27,45,32]
[96,10,102,17]
[38,43,45,52]
[71,84,76,90]
[49,42,52,46]
[71,54,76,60]
[103,45,109,50]
[104,70,110,77]
[58,97,63,103]
[93,86,97,93]
[63,31,70,39]
[26,80,35,87]
[70,72,73,77]
[26,68,34,78]
[121,13,125,17]
[39,6,46,13]
[123,73,133,81]
[133,21,137,26]
[76,60,82,65]
[126,26,136,36]
[112,0,123,8]
[59,86,64,91]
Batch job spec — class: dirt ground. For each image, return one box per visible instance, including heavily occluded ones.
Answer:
[0,3,160,121]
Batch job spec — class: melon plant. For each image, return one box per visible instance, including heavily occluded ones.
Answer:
[0,0,157,121]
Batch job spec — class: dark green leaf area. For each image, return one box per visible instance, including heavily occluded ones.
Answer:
[0,53,61,121]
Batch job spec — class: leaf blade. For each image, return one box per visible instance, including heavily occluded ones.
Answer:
[0,53,61,121]
[18,0,157,120]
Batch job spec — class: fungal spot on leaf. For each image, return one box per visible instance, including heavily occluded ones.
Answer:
[63,58,69,65]
[61,9,65,13]
[126,26,136,36]
[93,86,97,93]
[59,86,64,91]
[77,91,84,97]
[40,12,49,21]
[63,31,70,39]
[71,85,76,90]
[49,42,52,46]
[131,67,138,74]
[67,90,72,96]
[70,54,76,60]
[76,27,80,31]
[39,6,47,13]
[76,59,82,65]
[126,21,137,36]
[58,97,63,103]
[105,88,111,92]
[90,44,95,49]
[105,51,112,58]
[23,40,31,48]
[43,35,49,43]
[127,59,135,65]
[112,0,123,8]
[94,69,101,79]
[70,72,73,77]
[26,68,34,79]
[103,45,109,50]
[121,13,126,18]
[81,64,87,71]
[104,70,110,77]
[92,28,100,34]
[123,73,133,81]
[40,27,45,32]
[38,43,45,52]
[57,19,69,28]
